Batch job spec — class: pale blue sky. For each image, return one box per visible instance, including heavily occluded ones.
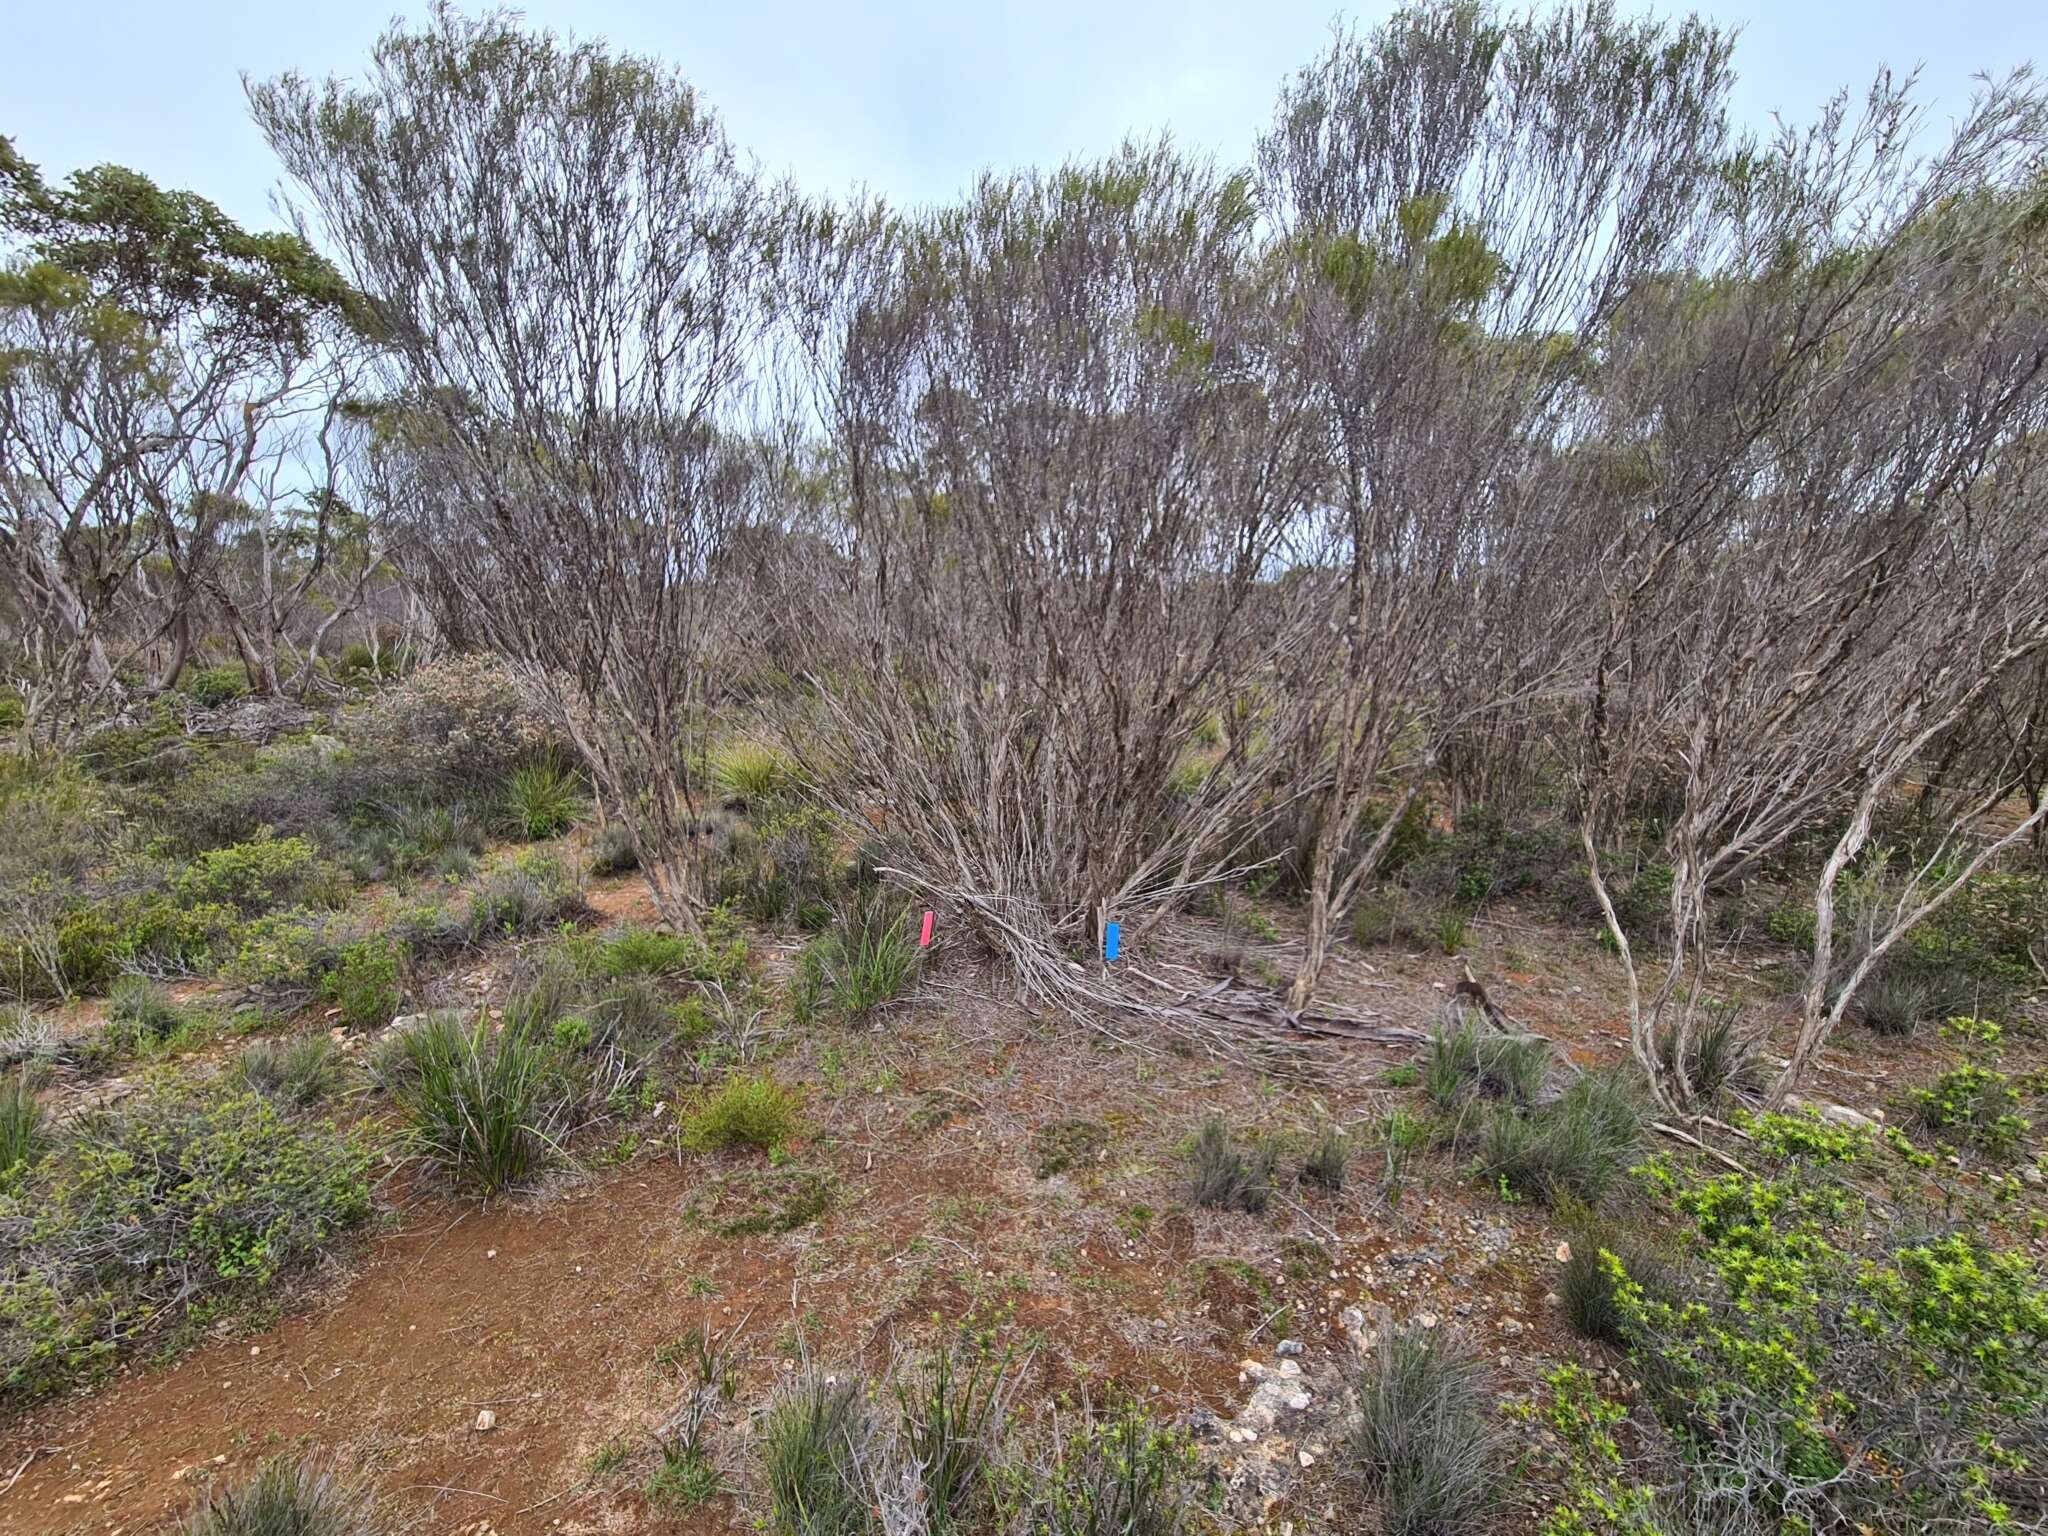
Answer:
[4,1,2042,231]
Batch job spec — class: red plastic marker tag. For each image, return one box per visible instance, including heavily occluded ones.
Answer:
[918,909,935,948]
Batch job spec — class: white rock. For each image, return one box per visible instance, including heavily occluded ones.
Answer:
[474,1409,497,1432]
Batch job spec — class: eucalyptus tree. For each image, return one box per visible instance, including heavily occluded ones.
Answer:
[0,138,359,734]
[251,8,786,928]
[789,147,1325,998]
[1257,1,1738,1009]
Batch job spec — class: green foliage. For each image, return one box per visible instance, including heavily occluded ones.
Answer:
[1652,1011,1759,1105]
[0,1082,371,1396]
[392,1018,567,1193]
[1911,1062,2027,1160]
[463,850,586,941]
[1348,1321,1508,1536]
[1032,1118,1110,1179]
[1435,908,1469,955]
[580,920,748,985]
[893,1330,1013,1532]
[502,753,582,840]
[1027,1405,1200,1536]
[1617,1136,2048,1532]
[1184,1116,1274,1213]
[180,1456,384,1536]
[1427,1014,1551,1111]
[235,1035,344,1107]
[107,974,185,1044]
[1480,1070,1644,1208]
[762,1372,875,1536]
[0,1073,44,1174]
[183,664,251,709]
[1523,1365,1673,1536]
[228,908,344,1000]
[717,807,840,927]
[321,937,401,1031]
[683,1074,802,1154]
[1302,1125,1350,1192]
[712,740,795,805]
[795,890,920,1021]
[174,832,339,915]
[646,1444,720,1512]
[345,654,559,797]
[1560,1228,1668,1348]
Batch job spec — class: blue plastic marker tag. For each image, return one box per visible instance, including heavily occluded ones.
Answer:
[1104,921,1121,962]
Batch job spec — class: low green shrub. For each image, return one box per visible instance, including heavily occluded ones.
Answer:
[463,851,586,941]
[716,808,839,927]
[582,923,747,985]
[181,1455,384,1536]
[174,832,341,916]
[0,1082,372,1396]
[322,937,401,1032]
[1028,1404,1200,1536]
[1348,1322,1508,1536]
[646,1443,720,1512]
[1559,1226,1669,1347]
[182,664,251,710]
[1910,1062,2026,1160]
[1185,1117,1274,1214]
[590,823,640,875]
[712,740,795,806]
[683,1074,802,1154]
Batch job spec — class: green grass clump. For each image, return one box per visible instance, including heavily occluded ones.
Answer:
[181,1456,383,1536]
[1029,1405,1199,1536]
[1426,1014,1551,1111]
[1653,1011,1759,1104]
[1185,1117,1275,1213]
[392,1018,568,1193]
[1480,1069,1644,1207]
[590,823,640,875]
[1909,1062,2026,1160]
[646,1444,720,1511]
[794,891,920,1022]
[107,974,185,1045]
[503,754,582,840]
[762,1372,875,1536]
[0,1072,44,1173]
[1348,1322,1507,1536]
[236,1035,345,1107]
[1301,1125,1351,1192]
[683,1074,802,1155]
[712,741,795,805]
[584,922,749,986]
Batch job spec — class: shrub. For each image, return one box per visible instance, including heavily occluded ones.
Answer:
[229,908,346,1001]
[1560,1228,1668,1347]
[1910,1062,2026,1160]
[237,1036,345,1107]
[175,832,340,915]
[1619,1143,2048,1532]
[0,1073,43,1174]
[1348,1322,1507,1536]
[0,1006,57,1070]
[503,753,583,840]
[762,1371,875,1536]
[1029,1405,1200,1536]
[395,1018,569,1194]
[346,654,558,796]
[345,799,487,884]
[683,1074,801,1154]
[0,1083,372,1396]
[717,808,840,927]
[1480,1070,1644,1208]
[1426,1014,1550,1112]
[584,924,747,984]
[322,937,401,1032]
[463,851,587,942]
[590,822,640,875]
[1850,967,1931,1037]
[1302,1125,1350,1192]
[183,664,251,709]
[181,1456,382,1536]
[1185,1117,1274,1214]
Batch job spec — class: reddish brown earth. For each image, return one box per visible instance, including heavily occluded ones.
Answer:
[1,888,2033,1533]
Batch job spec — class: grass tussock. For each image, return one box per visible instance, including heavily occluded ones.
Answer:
[1,1071,44,1172]
[1479,1068,1645,1208]
[1185,1116,1275,1213]
[236,1034,345,1106]
[390,1016,567,1193]
[181,1457,383,1536]
[1349,1321,1508,1536]
[1426,1013,1551,1112]
[762,1371,875,1536]
[683,1073,802,1154]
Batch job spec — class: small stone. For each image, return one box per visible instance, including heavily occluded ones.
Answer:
[474,1409,497,1432]
[249,1345,261,1356]
[1500,1319,1525,1338]
[1543,1291,1562,1309]
[1278,1359,1303,1378]
[1417,1312,1439,1329]
[1285,1392,1311,1412]
[1275,1338,1304,1358]
[1298,1451,1315,1469]
[1239,1359,1270,1382]
[1555,1241,1572,1263]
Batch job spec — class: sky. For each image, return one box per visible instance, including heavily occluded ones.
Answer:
[3,0,2043,235]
